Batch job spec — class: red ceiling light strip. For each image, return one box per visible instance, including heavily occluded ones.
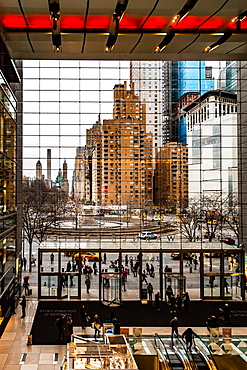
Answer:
[1,14,247,32]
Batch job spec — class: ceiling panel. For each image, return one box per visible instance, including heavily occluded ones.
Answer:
[0,0,246,61]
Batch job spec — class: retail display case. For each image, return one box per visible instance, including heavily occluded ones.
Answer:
[66,335,138,370]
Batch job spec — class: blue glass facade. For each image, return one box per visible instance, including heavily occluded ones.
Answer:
[172,61,215,145]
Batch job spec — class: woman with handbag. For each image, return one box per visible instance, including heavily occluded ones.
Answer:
[92,314,101,341]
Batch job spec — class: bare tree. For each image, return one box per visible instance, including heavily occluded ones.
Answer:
[222,194,239,242]
[22,179,67,271]
[176,197,202,242]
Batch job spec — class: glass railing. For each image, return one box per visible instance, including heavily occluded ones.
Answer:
[154,333,172,370]
[194,336,219,370]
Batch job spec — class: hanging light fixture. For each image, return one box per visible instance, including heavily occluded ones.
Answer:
[154,0,199,52]
[48,0,61,52]
[105,0,129,52]
[204,32,232,53]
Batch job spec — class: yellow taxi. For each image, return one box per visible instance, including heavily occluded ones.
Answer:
[74,251,100,261]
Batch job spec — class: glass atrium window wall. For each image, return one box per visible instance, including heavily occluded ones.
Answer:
[22,60,245,301]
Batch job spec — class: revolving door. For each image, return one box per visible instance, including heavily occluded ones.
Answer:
[101,272,122,306]
[164,273,186,303]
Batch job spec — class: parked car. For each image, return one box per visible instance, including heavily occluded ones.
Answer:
[219,237,235,245]
[138,232,158,240]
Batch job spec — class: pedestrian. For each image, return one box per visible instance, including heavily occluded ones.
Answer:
[10,295,16,315]
[166,285,173,302]
[183,292,190,311]
[92,314,101,341]
[222,303,231,324]
[147,282,153,301]
[176,294,183,313]
[122,275,127,291]
[31,255,36,266]
[55,314,66,340]
[146,262,150,275]
[133,262,138,277]
[20,295,26,318]
[113,319,121,334]
[129,258,133,271]
[224,278,229,294]
[104,269,110,287]
[85,276,91,293]
[125,255,128,266]
[170,317,179,339]
[142,270,148,284]
[93,261,97,275]
[182,328,197,351]
[170,294,176,313]
[65,315,73,342]
[80,304,88,329]
[206,315,219,339]
[150,264,154,277]
[23,257,27,271]
[103,253,107,264]
[50,253,54,264]
[194,256,198,270]
[23,278,29,295]
[154,291,161,311]
[67,261,71,272]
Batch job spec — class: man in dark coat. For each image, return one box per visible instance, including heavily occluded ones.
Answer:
[147,283,153,301]
[20,296,26,318]
[80,304,88,329]
[170,317,179,338]
[56,314,66,340]
[182,328,198,350]
[170,295,176,313]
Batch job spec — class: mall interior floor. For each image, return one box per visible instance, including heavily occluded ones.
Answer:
[0,297,247,369]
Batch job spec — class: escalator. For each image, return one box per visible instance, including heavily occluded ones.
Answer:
[154,334,219,370]
[154,333,193,370]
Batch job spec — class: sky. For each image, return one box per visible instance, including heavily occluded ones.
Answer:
[22,60,222,187]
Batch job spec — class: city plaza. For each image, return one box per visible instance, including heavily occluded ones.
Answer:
[1,0,247,368]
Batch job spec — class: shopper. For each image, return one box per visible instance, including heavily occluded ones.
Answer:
[85,276,91,293]
[154,291,161,311]
[65,316,73,342]
[147,282,153,301]
[206,315,219,339]
[183,292,190,311]
[55,314,66,340]
[92,314,101,341]
[67,260,72,272]
[20,296,26,318]
[141,270,148,284]
[166,285,173,302]
[80,304,88,329]
[170,317,179,338]
[182,328,197,351]
[176,294,183,313]
[170,295,176,313]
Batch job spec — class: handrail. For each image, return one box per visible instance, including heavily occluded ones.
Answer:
[174,335,195,370]
[193,335,219,370]
[154,333,173,370]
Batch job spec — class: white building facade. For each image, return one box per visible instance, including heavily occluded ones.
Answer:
[186,90,238,200]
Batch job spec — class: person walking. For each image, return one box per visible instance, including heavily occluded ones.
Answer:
[20,296,26,318]
[125,255,128,266]
[23,277,30,296]
[55,314,66,340]
[154,291,161,311]
[93,261,97,275]
[170,317,179,339]
[206,315,219,339]
[182,328,197,351]
[92,314,101,341]
[142,270,148,284]
[80,304,88,329]
[183,292,190,311]
[222,303,231,324]
[65,316,73,343]
[85,276,91,293]
[50,253,54,264]
[170,294,176,313]
[150,264,154,277]
[31,255,36,266]
[147,282,153,301]
[67,261,72,272]
[176,294,183,313]
[146,263,150,275]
